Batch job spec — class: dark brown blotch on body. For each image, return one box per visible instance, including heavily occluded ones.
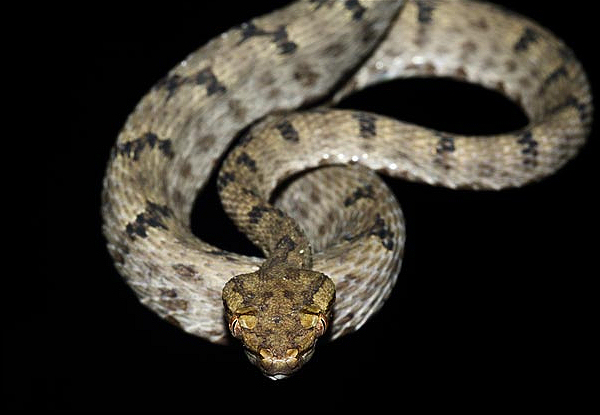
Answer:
[352,112,377,138]
[505,59,518,73]
[164,315,183,328]
[179,162,192,179]
[268,88,282,99]
[228,99,248,121]
[272,26,297,54]
[248,204,271,224]
[238,21,266,43]
[156,74,185,100]
[276,119,300,142]
[259,70,276,87]
[159,289,189,311]
[309,0,330,9]
[160,288,178,298]
[275,235,297,252]
[236,152,258,172]
[368,214,395,251]
[322,42,347,58]
[310,189,321,204]
[159,296,189,312]
[415,0,435,24]
[217,171,236,191]
[518,76,532,89]
[538,65,568,95]
[516,131,539,167]
[514,27,539,52]
[108,243,128,266]
[548,95,591,124]
[293,63,320,88]
[360,21,378,44]
[460,41,478,59]
[125,201,173,239]
[344,0,366,21]
[115,132,174,161]
[454,66,468,79]
[477,163,496,178]
[470,17,489,30]
[172,263,199,280]
[196,134,216,153]
[196,67,227,95]
[434,133,456,171]
[171,189,184,209]
[238,22,297,55]
[436,133,456,154]
[483,57,499,69]
[344,184,375,207]
[495,81,506,94]
[404,61,436,74]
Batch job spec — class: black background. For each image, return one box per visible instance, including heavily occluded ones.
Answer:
[9,0,597,412]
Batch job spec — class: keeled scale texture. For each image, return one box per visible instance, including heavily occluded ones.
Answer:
[102,0,591,357]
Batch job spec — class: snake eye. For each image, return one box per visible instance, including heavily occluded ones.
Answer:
[229,318,242,338]
[300,307,329,336]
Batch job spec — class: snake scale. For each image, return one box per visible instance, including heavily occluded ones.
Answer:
[101,0,592,379]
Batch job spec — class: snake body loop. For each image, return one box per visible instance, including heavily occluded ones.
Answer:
[102,0,592,378]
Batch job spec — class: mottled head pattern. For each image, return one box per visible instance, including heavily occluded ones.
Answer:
[222,265,335,380]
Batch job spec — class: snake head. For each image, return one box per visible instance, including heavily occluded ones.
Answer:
[222,266,335,380]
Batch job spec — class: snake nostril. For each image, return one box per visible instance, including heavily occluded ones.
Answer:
[259,348,273,360]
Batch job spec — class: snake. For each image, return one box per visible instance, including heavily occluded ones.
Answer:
[101,0,592,380]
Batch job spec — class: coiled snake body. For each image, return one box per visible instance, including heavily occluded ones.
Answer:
[101,0,592,379]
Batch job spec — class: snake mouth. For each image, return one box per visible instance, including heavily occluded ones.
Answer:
[259,348,299,376]
[245,347,315,380]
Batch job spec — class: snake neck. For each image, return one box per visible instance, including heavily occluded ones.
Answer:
[217,165,312,270]
[260,227,312,271]
[245,198,313,270]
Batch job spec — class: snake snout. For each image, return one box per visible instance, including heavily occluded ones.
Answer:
[259,348,300,379]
